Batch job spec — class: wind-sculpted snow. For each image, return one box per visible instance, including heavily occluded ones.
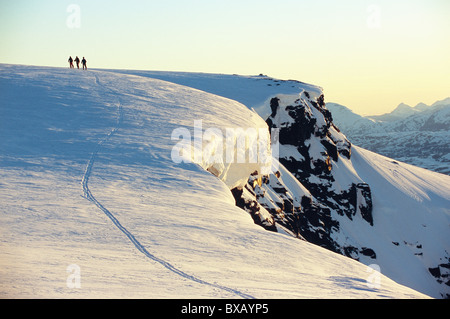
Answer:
[0,64,438,299]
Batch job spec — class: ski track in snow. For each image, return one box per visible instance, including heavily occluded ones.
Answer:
[81,73,254,299]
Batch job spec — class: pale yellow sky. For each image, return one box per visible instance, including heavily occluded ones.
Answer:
[1,0,449,115]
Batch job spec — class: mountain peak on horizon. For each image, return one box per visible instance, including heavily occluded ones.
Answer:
[364,97,449,121]
[385,97,450,117]
[392,102,416,113]
[397,102,411,108]
[413,102,429,111]
[431,97,450,107]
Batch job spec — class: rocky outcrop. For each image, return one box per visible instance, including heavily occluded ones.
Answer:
[232,91,375,261]
[428,258,450,299]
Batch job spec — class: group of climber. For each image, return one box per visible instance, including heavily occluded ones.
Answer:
[68,56,87,70]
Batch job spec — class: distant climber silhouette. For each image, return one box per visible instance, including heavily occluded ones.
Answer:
[74,56,80,69]
[82,57,87,70]
[68,56,74,69]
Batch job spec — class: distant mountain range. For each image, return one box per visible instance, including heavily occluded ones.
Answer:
[327,98,450,175]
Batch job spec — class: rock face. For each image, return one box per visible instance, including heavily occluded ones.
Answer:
[230,88,450,299]
[133,69,448,298]
[429,261,450,290]
[232,91,375,261]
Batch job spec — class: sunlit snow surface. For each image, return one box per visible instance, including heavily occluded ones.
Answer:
[0,64,444,298]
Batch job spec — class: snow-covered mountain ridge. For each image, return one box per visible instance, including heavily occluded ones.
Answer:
[326,100,450,175]
[115,68,450,298]
[0,64,447,299]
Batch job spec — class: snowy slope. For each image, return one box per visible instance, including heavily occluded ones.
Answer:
[351,146,450,297]
[109,68,450,298]
[102,68,323,120]
[0,64,430,298]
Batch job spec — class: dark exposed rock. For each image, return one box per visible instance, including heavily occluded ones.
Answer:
[269,97,279,118]
[267,93,373,227]
[233,91,377,264]
[299,195,340,252]
[321,139,338,162]
[360,247,377,259]
[428,259,450,295]
[350,183,374,226]
[231,187,277,233]
[429,266,441,279]
[230,89,448,298]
